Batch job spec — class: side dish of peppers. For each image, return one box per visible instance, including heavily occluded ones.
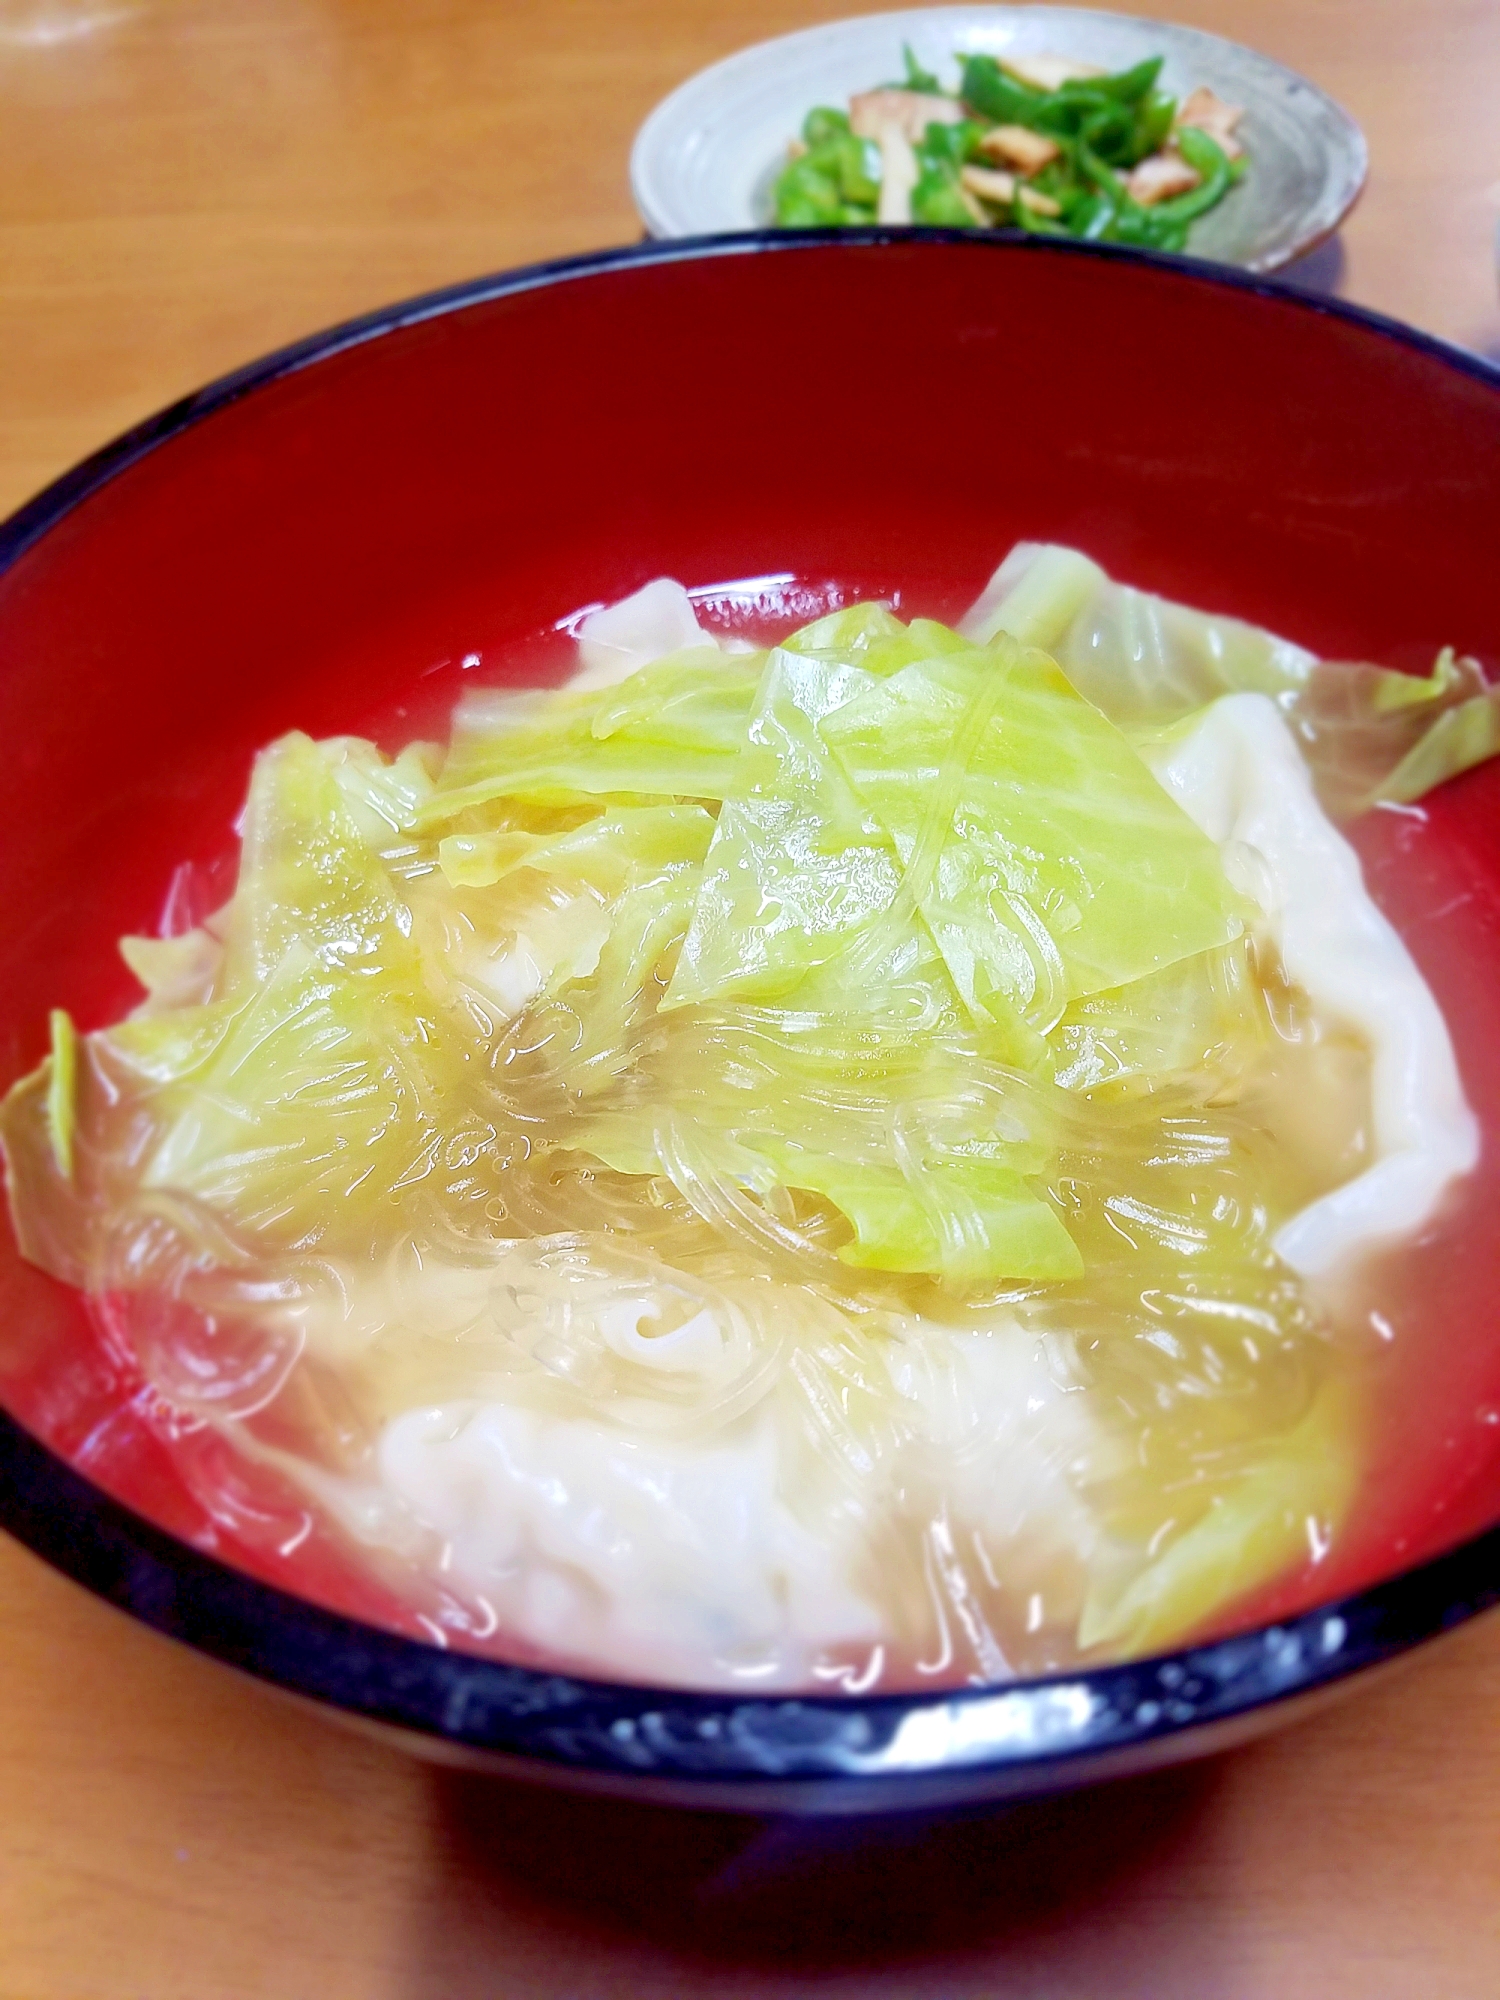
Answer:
[772,46,1247,250]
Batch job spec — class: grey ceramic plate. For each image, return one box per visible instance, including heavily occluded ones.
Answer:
[631,6,1367,271]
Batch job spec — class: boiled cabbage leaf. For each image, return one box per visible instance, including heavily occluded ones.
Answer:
[965,541,1498,818]
[764,1149,1081,1283]
[661,643,904,1010]
[45,1008,77,1182]
[1288,648,1499,817]
[219,730,415,990]
[576,994,1081,1284]
[1078,1382,1356,1657]
[1049,937,1271,1094]
[418,647,765,823]
[820,635,1249,1037]
[962,542,1317,722]
[782,603,972,677]
[438,804,713,893]
[112,736,489,1251]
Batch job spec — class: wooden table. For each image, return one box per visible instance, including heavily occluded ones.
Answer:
[2,3,1499,1993]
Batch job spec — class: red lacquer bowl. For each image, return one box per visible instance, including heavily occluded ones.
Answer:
[2,233,1499,1812]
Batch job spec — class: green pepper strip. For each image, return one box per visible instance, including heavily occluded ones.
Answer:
[1071,191,1118,240]
[1131,91,1176,162]
[1087,55,1165,103]
[1012,198,1071,238]
[1079,100,1137,166]
[1148,127,1232,224]
[900,41,941,94]
[1076,111,1125,199]
[959,54,1046,126]
[803,105,850,147]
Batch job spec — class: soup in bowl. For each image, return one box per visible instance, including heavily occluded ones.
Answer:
[1,234,1499,1809]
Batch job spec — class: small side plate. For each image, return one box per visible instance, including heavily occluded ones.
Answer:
[631,6,1366,271]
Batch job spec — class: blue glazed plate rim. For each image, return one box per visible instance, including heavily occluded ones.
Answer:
[2,229,1498,1791]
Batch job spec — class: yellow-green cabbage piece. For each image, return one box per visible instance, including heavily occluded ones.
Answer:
[968,541,1498,817]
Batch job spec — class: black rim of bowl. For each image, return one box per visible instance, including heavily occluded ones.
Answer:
[2,228,1499,1798]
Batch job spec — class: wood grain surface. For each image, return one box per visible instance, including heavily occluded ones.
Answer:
[2,3,1500,1994]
